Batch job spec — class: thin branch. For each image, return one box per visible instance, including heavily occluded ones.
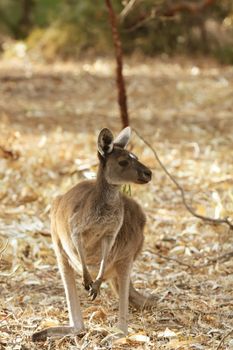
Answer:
[120,0,138,22]
[159,305,222,316]
[133,128,233,231]
[105,0,129,128]
[161,0,216,17]
[149,247,233,270]
[149,250,192,268]
[197,250,233,268]
[124,9,157,33]
[125,0,216,32]
[216,328,233,350]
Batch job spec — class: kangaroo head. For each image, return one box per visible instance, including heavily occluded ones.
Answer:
[97,127,152,185]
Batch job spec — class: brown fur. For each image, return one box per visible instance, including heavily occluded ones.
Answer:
[32,127,154,342]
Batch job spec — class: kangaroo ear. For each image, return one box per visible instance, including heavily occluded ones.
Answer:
[97,128,114,156]
[114,126,131,148]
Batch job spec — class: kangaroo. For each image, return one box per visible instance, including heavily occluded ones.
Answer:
[32,126,154,342]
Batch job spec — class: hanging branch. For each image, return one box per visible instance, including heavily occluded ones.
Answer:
[133,128,233,231]
[124,0,216,32]
[105,0,129,128]
[161,0,216,17]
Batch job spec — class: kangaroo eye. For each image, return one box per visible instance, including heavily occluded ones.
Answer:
[118,160,129,167]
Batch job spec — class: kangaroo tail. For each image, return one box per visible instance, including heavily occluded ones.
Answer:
[129,281,156,309]
[110,278,156,309]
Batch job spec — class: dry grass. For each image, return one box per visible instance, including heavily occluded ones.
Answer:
[0,55,233,349]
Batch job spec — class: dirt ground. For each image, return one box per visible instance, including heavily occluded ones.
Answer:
[0,55,233,350]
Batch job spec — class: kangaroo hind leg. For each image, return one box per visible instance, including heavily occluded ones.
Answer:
[32,240,85,341]
[115,260,132,335]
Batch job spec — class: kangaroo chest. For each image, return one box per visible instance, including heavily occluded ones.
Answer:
[84,203,123,240]
[81,201,123,261]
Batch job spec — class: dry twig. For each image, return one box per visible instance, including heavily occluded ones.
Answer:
[147,249,192,269]
[216,328,233,350]
[150,247,233,270]
[133,128,233,231]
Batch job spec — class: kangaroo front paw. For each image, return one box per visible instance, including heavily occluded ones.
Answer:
[88,278,102,301]
[83,271,93,291]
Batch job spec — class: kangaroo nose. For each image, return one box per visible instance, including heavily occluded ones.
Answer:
[141,168,152,183]
[143,169,152,179]
[137,166,152,184]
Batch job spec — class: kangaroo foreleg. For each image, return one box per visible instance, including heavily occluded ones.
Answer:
[129,281,157,309]
[71,230,93,291]
[89,235,114,300]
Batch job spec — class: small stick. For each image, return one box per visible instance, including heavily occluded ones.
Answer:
[216,328,233,350]
[147,249,192,269]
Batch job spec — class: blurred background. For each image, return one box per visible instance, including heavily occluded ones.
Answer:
[0,0,233,63]
[1,1,233,349]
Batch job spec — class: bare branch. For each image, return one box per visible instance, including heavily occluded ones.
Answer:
[105,0,129,128]
[148,250,192,268]
[161,0,216,17]
[133,128,233,231]
[124,8,157,33]
[149,247,233,271]
[125,0,217,32]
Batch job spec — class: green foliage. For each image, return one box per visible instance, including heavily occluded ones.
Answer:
[33,0,61,27]
[26,25,83,60]
[0,0,21,36]
[56,0,114,53]
[27,1,124,58]
[122,184,132,196]
[214,45,233,65]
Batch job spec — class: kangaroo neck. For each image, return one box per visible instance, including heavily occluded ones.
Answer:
[95,163,120,205]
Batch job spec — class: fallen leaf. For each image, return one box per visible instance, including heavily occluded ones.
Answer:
[83,305,107,322]
[158,328,177,339]
[128,333,150,343]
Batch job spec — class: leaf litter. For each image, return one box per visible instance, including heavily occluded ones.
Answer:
[0,55,233,349]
